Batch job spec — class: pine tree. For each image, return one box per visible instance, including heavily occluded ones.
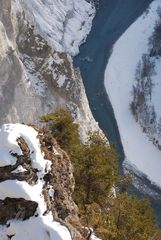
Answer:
[80,194,161,240]
[40,108,81,156]
[73,132,119,206]
[105,193,161,240]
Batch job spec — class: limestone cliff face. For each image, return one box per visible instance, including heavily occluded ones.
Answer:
[0,0,98,139]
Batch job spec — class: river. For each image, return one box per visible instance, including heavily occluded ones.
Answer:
[73,0,161,226]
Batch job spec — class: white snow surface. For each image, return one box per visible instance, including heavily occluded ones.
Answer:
[105,0,161,186]
[11,165,27,173]
[0,123,72,240]
[91,234,102,240]
[15,0,95,56]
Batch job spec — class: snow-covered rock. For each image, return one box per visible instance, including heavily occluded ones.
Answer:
[14,0,95,56]
[0,124,72,240]
[0,123,91,239]
[105,0,161,186]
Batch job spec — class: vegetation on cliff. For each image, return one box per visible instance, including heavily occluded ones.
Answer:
[41,109,161,240]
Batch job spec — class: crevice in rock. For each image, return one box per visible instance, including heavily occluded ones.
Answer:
[0,197,38,224]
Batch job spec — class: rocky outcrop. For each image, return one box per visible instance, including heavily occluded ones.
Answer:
[0,124,90,239]
[37,127,88,239]
[0,198,38,224]
[0,0,99,139]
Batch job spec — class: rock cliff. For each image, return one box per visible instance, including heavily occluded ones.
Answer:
[0,0,98,139]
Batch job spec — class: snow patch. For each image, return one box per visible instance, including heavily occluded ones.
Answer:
[11,165,27,173]
[57,75,66,88]
[22,55,47,96]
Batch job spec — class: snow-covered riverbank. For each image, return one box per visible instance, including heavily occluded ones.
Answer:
[105,0,161,186]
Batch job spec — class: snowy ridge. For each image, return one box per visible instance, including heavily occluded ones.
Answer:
[0,124,71,240]
[105,0,161,186]
[14,0,95,56]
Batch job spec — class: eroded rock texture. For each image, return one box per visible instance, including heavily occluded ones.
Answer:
[0,125,89,239]
[0,0,98,139]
